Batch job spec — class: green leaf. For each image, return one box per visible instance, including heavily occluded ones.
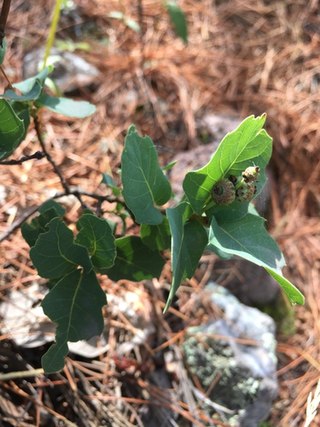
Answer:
[13,66,53,95]
[0,37,7,65]
[30,218,92,278]
[76,213,116,273]
[21,201,65,247]
[140,218,171,251]
[108,11,124,19]
[183,115,272,213]
[164,202,208,312]
[106,236,165,281]
[206,200,250,223]
[108,11,140,32]
[166,1,188,43]
[264,268,304,305]
[208,214,304,304]
[11,102,30,135]
[162,160,177,172]
[0,100,26,160]
[121,125,172,224]
[101,173,121,196]
[124,17,140,33]
[37,93,96,118]
[4,83,42,102]
[39,200,65,216]
[41,269,107,373]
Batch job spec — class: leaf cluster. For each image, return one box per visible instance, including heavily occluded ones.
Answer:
[0,66,95,160]
[0,47,304,374]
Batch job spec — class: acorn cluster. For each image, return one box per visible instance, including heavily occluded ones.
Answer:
[211,166,260,205]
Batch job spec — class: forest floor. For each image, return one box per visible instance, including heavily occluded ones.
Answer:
[0,0,319,426]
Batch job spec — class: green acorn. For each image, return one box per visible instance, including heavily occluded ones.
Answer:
[242,166,260,183]
[235,181,256,202]
[212,179,236,205]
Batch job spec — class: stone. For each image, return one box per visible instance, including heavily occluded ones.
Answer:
[23,47,99,93]
[183,283,278,426]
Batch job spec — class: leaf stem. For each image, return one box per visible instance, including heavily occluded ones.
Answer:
[42,0,63,68]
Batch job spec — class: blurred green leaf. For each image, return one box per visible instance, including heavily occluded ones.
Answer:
[0,100,26,160]
[162,160,177,172]
[124,17,140,33]
[13,66,53,95]
[37,93,96,118]
[108,11,124,19]
[121,125,172,224]
[0,37,7,65]
[166,1,188,43]
[55,39,91,52]
[101,173,121,196]
[4,83,42,102]
[108,11,140,32]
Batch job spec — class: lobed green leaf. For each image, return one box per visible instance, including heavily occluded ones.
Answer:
[76,213,116,273]
[41,269,107,373]
[30,218,92,278]
[22,200,65,247]
[121,125,172,225]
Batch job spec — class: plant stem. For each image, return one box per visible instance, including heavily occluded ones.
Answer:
[0,151,45,165]
[0,0,11,42]
[42,0,63,68]
[33,114,70,195]
[0,64,13,88]
[0,191,127,243]
[0,368,44,381]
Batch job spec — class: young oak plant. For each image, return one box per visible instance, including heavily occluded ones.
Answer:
[0,62,304,372]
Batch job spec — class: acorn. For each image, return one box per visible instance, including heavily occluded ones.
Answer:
[235,181,257,202]
[242,166,260,183]
[212,179,236,205]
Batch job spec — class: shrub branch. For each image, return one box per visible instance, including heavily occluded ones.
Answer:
[0,151,45,165]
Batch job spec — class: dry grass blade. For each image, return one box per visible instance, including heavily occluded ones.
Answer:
[305,379,320,427]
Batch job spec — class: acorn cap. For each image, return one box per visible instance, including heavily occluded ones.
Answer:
[242,166,260,183]
[212,179,236,205]
[235,182,256,202]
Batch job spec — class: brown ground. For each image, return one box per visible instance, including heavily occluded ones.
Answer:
[0,0,319,426]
